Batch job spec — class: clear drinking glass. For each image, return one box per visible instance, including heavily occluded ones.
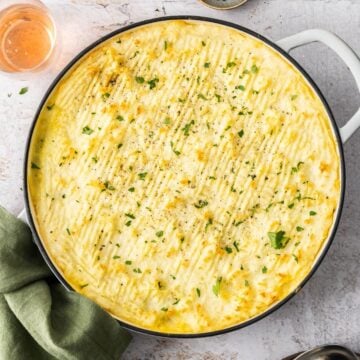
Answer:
[0,0,56,73]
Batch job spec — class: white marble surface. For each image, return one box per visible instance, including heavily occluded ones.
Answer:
[1,1,360,359]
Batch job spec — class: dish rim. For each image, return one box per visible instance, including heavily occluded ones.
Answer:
[23,15,346,338]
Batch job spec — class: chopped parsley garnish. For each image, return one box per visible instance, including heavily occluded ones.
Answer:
[196,288,201,297]
[205,218,213,231]
[238,129,244,138]
[194,200,208,209]
[215,94,221,102]
[268,231,290,249]
[233,241,240,252]
[288,203,294,209]
[102,92,110,101]
[291,94,298,101]
[80,284,88,289]
[164,117,171,125]
[204,62,210,68]
[116,115,124,121]
[133,268,142,273]
[164,40,168,50]
[104,181,115,191]
[201,41,206,46]
[291,161,304,174]
[31,162,40,169]
[309,210,317,216]
[161,307,168,312]
[156,230,164,238]
[135,76,145,84]
[235,85,245,91]
[170,141,181,156]
[173,298,180,305]
[293,254,299,263]
[47,104,54,110]
[244,280,249,287]
[251,64,259,73]
[19,87,28,95]
[212,277,222,296]
[296,226,304,232]
[113,255,120,259]
[82,126,94,135]
[125,213,135,219]
[225,246,232,254]
[181,120,195,136]
[262,266,268,274]
[117,143,123,149]
[198,93,208,100]
[138,172,148,180]
[147,78,159,90]
[125,260,132,265]
[125,220,132,227]
[128,187,135,192]
[66,228,71,235]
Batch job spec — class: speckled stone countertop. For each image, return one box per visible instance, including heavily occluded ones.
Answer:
[0,1,359,359]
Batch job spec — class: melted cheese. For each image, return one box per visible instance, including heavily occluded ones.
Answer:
[28,20,341,334]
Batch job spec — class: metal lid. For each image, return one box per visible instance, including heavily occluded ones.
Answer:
[198,0,248,10]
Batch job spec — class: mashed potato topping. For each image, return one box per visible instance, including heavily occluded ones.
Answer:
[28,20,341,334]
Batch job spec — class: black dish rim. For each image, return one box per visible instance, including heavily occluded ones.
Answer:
[23,15,346,339]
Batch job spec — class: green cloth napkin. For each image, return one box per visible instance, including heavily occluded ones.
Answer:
[0,206,132,360]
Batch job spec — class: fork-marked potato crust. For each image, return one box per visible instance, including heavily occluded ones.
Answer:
[28,20,340,334]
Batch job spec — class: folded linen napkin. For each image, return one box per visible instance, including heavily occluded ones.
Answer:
[0,206,132,360]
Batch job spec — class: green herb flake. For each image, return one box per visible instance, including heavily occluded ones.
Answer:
[47,104,55,110]
[31,162,40,169]
[82,126,94,135]
[293,254,299,263]
[133,268,142,273]
[198,93,208,100]
[138,172,148,180]
[309,210,317,216]
[262,266,268,274]
[212,276,222,296]
[102,92,110,101]
[238,129,244,138]
[236,85,246,91]
[267,230,290,249]
[205,218,213,231]
[181,120,195,136]
[215,94,221,102]
[161,307,168,312]
[92,156,98,163]
[196,288,201,297]
[173,298,180,305]
[135,76,145,84]
[233,241,240,252]
[288,203,294,209]
[164,40,168,50]
[291,94,298,101]
[201,41,206,47]
[125,220,132,227]
[194,199,208,209]
[147,78,159,90]
[80,283,88,289]
[251,64,259,74]
[128,187,135,192]
[116,115,124,122]
[104,180,115,191]
[170,141,181,156]
[156,230,164,238]
[66,228,71,235]
[19,87,28,95]
[113,255,120,259]
[296,226,304,232]
[125,260,132,265]
[125,213,135,219]
[244,280,249,287]
[224,246,233,254]
[164,117,171,125]
[204,62,210,68]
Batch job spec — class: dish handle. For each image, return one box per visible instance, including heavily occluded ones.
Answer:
[277,29,360,144]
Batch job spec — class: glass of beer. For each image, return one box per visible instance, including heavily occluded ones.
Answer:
[0,0,56,73]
